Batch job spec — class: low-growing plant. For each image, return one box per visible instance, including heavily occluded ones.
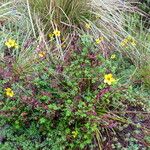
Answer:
[0,0,150,150]
[1,35,149,149]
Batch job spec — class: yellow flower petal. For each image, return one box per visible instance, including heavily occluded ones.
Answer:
[111,54,116,59]
[104,74,116,85]
[14,43,19,49]
[72,131,78,138]
[5,88,14,97]
[48,33,54,40]
[95,37,103,44]
[38,51,46,58]
[53,29,61,37]
[7,91,14,97]
[5,88,12,92]
[5,41,11,48]
[85,23,91,29]
[5,39,18,48]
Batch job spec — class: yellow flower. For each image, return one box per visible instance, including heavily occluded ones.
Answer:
[120,38,128,47]
[130,38,136,46]
[126,35,132,41]
[85,23,91,29]
[38,51,46,58]
[5,88,14,97]
[120,36,136,47]
[48,33,54,40]
[95,37,103,44]
[127,36,136,46]
[131,41,136,46]
[111,54,116,59]
[53,29,61,37]
[104,74,116,85]
[5,39,16,48]
[14,43,19,49]
[72,131,78,138]
[5,39,18,49]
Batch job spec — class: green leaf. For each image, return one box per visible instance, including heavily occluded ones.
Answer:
[39,117,46,124]
[48,104,59,110]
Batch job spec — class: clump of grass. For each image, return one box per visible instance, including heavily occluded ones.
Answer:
[122,13,150,89]
[27,0,142,63]
[0,1,21,22]
[29,0,91,30]
[30,0,133,35]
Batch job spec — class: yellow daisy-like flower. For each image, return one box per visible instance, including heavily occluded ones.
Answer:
[53,29,61,37]
[95,36,103,44]
[85,23,91,29]
[5,38,19,49]
[120,38,128,47]
[121,36,136,47]
[111,54,116,59]
[5,88,14,97]
[72,131,78,138]
[104,74,116,85]
[5,39,16,48]
[38,51,46,58]
[127,35,136,46]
